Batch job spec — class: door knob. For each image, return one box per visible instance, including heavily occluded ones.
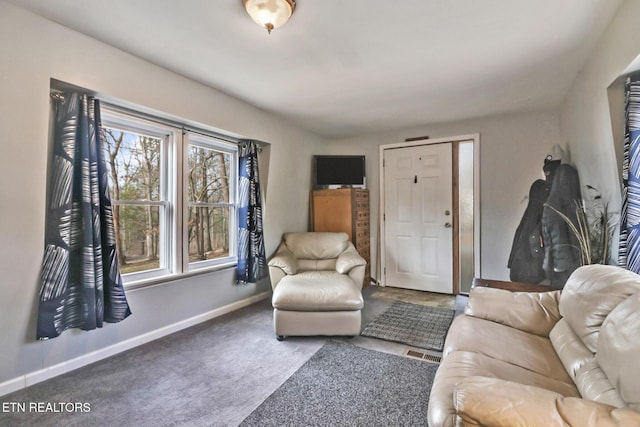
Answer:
[444,222,452,228]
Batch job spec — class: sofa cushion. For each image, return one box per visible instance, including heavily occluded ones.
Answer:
[271,271,363,312]
[559,264,640,352]
[454,376,640,427]
[283,232,349,260]
[465,287,561,337]
[597,291,640,411]
[444,315,573,383]
[427,350,580,427]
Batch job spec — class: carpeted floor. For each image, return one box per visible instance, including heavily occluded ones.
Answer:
[361,301,455,351]
[240,341,438,427]
[0,286,455,426]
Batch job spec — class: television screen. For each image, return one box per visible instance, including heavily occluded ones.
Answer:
[314,155,365,188]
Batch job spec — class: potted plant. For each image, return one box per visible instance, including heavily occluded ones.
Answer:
[545,185,615,265]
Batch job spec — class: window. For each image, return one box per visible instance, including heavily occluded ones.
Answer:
[185,135,237,271]
[101,109,237,285]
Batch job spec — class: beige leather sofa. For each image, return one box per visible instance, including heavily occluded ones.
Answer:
[268,232,366,340]
[428,264,640,427]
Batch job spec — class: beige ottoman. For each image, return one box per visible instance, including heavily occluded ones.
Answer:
[271,271,364,340]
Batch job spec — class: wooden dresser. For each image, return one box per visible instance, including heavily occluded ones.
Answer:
[310,188,370,286]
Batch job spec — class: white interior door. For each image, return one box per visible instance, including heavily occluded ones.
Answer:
[383,143,453,293]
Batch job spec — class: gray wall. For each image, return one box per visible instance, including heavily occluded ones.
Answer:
[0,2,323,391]
[560,0,640,263]
[325,110,563,283]
[322,0,640,284]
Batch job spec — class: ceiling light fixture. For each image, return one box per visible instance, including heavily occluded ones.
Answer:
[242,0,296,34]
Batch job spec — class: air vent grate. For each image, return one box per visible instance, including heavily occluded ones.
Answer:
[405,349,442,364]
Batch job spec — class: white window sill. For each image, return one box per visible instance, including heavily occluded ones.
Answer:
[123,261,238,291]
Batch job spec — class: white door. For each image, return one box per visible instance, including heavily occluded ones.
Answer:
[383,143,453,293]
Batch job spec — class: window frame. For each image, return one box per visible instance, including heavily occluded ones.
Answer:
[100,107,239,287]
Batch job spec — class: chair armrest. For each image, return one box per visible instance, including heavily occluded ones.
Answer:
[465,286,561,336]
[472,277,552,292]
[268,246,298,275]
[455,376,640,427]
[268,266,286,290]
[335,244,366,274]
[268,245,298,289]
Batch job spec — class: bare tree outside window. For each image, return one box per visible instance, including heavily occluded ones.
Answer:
[103,127,162,274]
[187,145,231,263]
[100,111,236,281]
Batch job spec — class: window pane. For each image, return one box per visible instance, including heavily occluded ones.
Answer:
[114,205,162,274]
[103,127,162,202]
[187,145,231,204]
[188,206,230,262]
[102,126,164,276]
[458,141,475,293]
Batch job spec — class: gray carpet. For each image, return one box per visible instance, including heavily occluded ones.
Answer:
[0,287,442,426]
[0,298,325,427]
[240,341,438,427]
[360,301,455,351]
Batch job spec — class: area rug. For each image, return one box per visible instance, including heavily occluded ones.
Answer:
[361,301,455,351]
[240,341,438,426]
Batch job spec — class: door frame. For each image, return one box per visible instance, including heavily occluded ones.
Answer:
[379,134,481,294]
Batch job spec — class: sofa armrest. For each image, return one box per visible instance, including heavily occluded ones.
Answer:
[455,376,640,427]
[472,277,553,292]
[465,286,561,336]
[335,244,366,274]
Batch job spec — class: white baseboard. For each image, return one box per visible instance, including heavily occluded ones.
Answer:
[0,291,271,397]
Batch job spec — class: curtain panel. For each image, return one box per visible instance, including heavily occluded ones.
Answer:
[237,141,267,283]
[37,92,131,340]
[619,75,640,273]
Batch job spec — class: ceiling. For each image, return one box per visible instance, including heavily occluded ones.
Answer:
[10,0,623,138]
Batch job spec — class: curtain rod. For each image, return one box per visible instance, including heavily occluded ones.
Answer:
[49,89,264,150]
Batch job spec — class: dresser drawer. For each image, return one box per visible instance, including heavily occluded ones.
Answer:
[356,210,369,220]
[355,229,369,240]
[355,190,369,201]
[355,220,369,230]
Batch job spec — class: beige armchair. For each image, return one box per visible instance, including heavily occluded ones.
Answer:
[268,232,366,340]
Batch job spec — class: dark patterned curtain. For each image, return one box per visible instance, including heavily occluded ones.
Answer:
[619,75,640,273]
[37,92,131,340]
[237,141,267,283]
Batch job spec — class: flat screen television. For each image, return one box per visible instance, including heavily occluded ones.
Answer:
[314,155,366,188]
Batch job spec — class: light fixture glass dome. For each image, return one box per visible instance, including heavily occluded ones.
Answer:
[243,0,295,34]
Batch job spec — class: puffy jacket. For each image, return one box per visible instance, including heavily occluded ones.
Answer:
[541,164,582,288]
[508,179,550,283]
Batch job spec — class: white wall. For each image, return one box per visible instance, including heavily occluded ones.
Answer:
[560,0,640,262]
[0,2,323,392]
[326,110,563,283]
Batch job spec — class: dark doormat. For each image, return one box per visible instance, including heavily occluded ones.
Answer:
[361,301,455,351]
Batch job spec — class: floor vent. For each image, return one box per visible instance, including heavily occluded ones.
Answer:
[405,349,442,364]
